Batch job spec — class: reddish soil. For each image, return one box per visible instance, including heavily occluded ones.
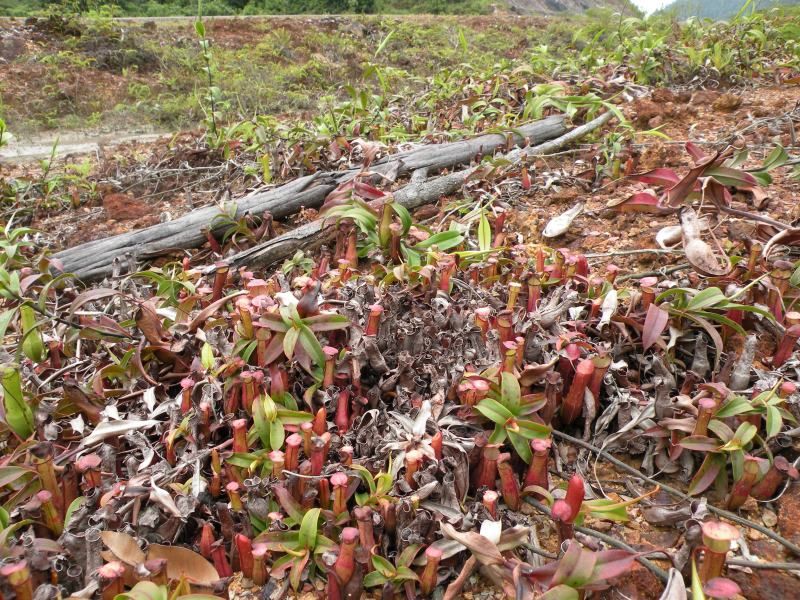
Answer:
[510,84,800,275]
[7,78,800,599]
[18,84,800,280]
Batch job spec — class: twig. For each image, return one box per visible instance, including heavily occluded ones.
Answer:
[617,263,690,282]
[716,204,790,231]
[585,248,680,259]
[550,429,800,557]
[522,543,558,559]
[37,359,92,388]
[525,498,670,583]
[727,558,800,571]
[11,293,133,340]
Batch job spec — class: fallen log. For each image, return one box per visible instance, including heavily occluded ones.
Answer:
[54,116,567,281]
[206,111,614,274]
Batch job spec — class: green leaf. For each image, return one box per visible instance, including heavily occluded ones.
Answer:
[351,464,378,497]
[227,452,260,469]
[363,571,389,587]
[539,585,580,600]
[289,551,309,591]
[372,554,397,578]
[253,397,271,448]
[397,544,421,568]
[488,423,507,444]
[19,305,45,363]
[515,419,552,440]
[375,29,395,57]
[714,396,754,418]
[686,287,726,311]
[501,372,521,409]
[391,203,412,236]
[458,26,468,52]
[258,313,290,332]
[275,409,313,425]
[508,430,533,464]
[679,436,721,452]
[477,213,492,252]
[414,230,464,251]
[298,508,320,550]
[0,466,33,488]
[297,323,325,367]
[704,166,758,188]
[200,342,214,371]
[194,19,206,38]
[304,313,350,332]
[64,496,86,528]
[0,365,33,439]
[689,453,725,496]
[583,499,630,522]
[402,246,421,267]
[0,309,17,342]
[475,398,514,425]
[114,581,169,600]
[735,422,757,447]
[691,559,707,600]
[283,327,300,360]
[269,420,285,451]
[694,310,746,336]
[760,144,789,171]
[790,264,800,288]
[766,405,782,439]
[394,565,419,581]
[707,419,735,442]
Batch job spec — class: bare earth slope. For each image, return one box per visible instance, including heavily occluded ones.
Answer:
[506,0,638,14]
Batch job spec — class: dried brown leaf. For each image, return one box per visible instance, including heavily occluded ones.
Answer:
[101,531,145,566]
[146,544,220,585]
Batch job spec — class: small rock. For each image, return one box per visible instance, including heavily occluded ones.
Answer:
[591,520,613,532]
[613,564,664,599]
[778,484,800,543]
[631,99,663,126]
[712,93,743,112]
[651,88,676,103]
[729,541,800,600]
[648,115,664,128]
[103,193,151,221]
[762,508,778,528]
[690,89,721,106]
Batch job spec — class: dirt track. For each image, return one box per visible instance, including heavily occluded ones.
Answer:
[0,131,167,163]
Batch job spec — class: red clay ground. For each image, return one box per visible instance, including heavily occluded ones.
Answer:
[4,69,800,598]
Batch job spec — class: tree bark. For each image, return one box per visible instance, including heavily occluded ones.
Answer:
[204,111,614,274]
[53,116,566,281]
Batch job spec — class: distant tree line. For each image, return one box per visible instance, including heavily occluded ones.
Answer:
[0,0,495,16]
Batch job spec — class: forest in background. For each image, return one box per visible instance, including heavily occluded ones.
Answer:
[1,0,502,17]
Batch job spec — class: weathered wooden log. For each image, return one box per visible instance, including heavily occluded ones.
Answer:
[206,111,614,274]
[211,167,466,272]
[53,116,566,281]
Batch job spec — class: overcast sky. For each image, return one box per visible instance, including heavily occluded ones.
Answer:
[630,0,671,14]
